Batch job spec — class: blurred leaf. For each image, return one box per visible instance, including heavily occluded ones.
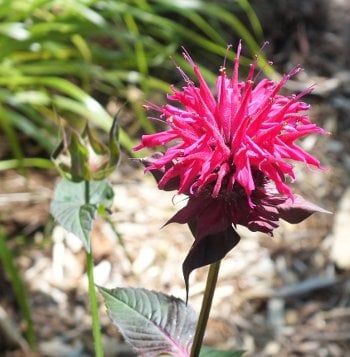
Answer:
[50,178,114,252]
[0,158,54,171]
[100,287,197,357]
[200,347,246,357]
[68,130,91,182]
[66,1,106,26]
[237,0,264,41]
[10,90,50,105]
[0,104,24,163]
[2,108,55,152]
[71,34,92,63]
[0,22,30,40]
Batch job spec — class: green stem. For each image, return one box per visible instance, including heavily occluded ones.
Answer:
[84,181,104,357]
[86,251,104,357]
[84,180,90,205]
[190,260,221,357]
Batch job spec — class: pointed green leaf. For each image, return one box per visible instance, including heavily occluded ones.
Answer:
[84,124,108,156]
[99,287,197,357]
[200,346,246,357]
[109,113,121,165]
[50,178,114,252]
[88,113,122,180]
[69,131,91,182]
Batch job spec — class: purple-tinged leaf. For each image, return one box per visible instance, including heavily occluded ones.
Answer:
[99,287,197,357]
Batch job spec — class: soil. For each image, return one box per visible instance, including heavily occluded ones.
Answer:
[1,1,350,356]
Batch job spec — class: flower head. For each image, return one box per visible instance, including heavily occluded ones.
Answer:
[134,43,329,284]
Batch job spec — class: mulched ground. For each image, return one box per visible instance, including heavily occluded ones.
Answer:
[1,1,350,356]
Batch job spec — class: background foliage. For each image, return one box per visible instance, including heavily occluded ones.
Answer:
[0,0,269,169]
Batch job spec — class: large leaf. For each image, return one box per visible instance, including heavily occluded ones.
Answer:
[99,287,197,357]
[50,178,114,252]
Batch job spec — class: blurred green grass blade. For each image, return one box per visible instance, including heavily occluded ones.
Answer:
[18,61,98,77]
[29,22,82,37]
[109,3,231,59]
[0,76,112,127]
[0,158,54,171]
[134,0,152,11]
[65,2,106,26]
[152,0,224,44]
[123,13,149,77]
[14,103,56,134]
[201,4,260,51]
[180,10,224,44]
[145,76,171,93]
[71,34,92,63]
[198,4,276,78]
[1,75,136,152]
[51,94,109,128]
[118,127,135,153]
[0,104,24,163]
[0,228,36,348]
[237,0,264,41]
[112,2,264,71]
[103,70,171,93]
[11,90,50,106]
[123,13,155,133]
[139,0,265,66]
[129,98,154,134]
[142,16,228,58]
[2,108,55,152]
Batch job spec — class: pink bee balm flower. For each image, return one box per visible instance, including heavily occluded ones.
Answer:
[134,43,329,284]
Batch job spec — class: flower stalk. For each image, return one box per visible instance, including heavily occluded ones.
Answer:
[84,180,104,357]
[190,260,221,357]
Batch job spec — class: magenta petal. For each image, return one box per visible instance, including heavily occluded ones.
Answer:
[140,153,180,191]
[277,194,331,224]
